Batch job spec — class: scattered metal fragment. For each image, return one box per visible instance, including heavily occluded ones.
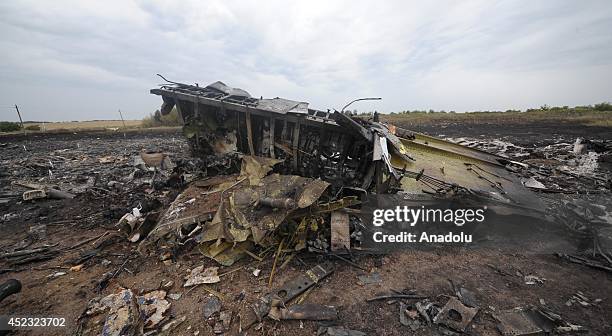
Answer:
[47,271,67,278]
[184,266,221,287]
[258,197,296,209]
[23,189,47,201]
[239,262,334,331]
[555,253,612,273]
[415,299,434,323]
[496,306,587,335]
[522,177,546,190]
[432,297,479,332]
[330,211,350,251]
[357,272,382,285]
[524,275,545,285]
[268,304,338,321]
[496,307,552,335]
[159,316,186,334]
[85,288,142,336]
[366,293,426,302]
[167,293,181,301]
[202,296,222,319]
[399,302,421,331]
[22,187,75,201]
[449,280,478,308]
[137,290,171,329]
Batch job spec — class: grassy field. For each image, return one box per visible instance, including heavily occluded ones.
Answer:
[2,104,610,135]
[379,108,612,127]
[23,120,143,131]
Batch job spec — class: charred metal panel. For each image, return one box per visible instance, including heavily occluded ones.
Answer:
[151,80,372,191]
[151,78,541,209]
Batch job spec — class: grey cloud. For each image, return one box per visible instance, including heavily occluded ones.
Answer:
[0,0,610,121]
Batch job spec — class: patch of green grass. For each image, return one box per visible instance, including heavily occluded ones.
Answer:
[142,108,182,127]
[373,104,612,127]
[0,121,22,132]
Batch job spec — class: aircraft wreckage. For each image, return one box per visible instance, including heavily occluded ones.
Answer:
[147,76,546,265]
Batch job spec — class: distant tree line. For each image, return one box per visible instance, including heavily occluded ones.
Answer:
[0,121,22,132]
[354,102,612,116]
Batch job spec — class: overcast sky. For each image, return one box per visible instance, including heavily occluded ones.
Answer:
[1,0,611,121]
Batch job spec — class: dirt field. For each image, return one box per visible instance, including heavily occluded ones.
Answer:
[0,122,611,336]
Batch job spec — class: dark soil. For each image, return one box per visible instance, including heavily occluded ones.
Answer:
[0,123,611,336]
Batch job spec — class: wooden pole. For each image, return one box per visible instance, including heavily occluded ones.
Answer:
[15,104,25,135]
[118,109,126,138]
[14,105,25,136]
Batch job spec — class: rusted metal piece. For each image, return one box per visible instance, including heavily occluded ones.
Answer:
[239,262,334,331]
[268,304,338,321]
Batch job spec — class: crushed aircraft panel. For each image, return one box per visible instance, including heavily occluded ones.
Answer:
[151,78,540,210]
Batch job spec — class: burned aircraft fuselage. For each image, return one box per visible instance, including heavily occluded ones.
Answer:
[151,81,376,190]
[151,79,542,210]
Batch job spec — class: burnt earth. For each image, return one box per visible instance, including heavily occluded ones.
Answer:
[0,123,611,336]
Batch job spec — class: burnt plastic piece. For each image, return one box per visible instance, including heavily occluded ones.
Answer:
[0,279,21,302]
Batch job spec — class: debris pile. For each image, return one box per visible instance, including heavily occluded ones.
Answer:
[81,287,184,335]
[0,79,610,335]
[449,137,611,193]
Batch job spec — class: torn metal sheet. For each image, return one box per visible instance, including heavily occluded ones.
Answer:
[240,155,282,186]
[495,307,554,336]
[136,290,170,329]
[85,288,142,336]
[330,211,350,251]
[495,306,587,336]
[138,174,239,253]
[379,135,399,179]
[432,297,479,332]
[197,171,330,265]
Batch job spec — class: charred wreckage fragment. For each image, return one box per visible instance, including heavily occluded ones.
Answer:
[145,76,609,271]
[152,76,394,192]
[150,75,534,200]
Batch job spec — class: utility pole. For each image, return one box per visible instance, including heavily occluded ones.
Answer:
[118,109,126,138]
[14,104,25,136]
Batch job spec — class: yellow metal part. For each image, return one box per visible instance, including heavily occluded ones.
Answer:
[391,135,525,198]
